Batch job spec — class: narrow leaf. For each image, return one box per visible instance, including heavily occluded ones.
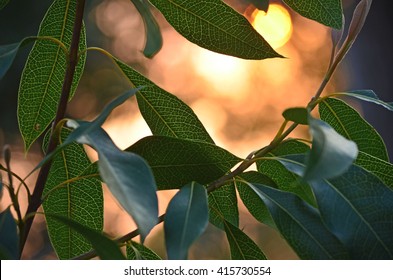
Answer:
[280,155,393,259]
[43,128,103,260]
[126,241,161,260]
[208,183,239,229]
[49,214,125,260]
[223,220,267,260]
[282,107,308,125]
[114,58,214,143]
[0,208,19,259]
[283,0,343,29]
[67,121,158,242]
[127,136,241,190]
[333,90,393,112]
[236,172,276,228]
[304,116,358,181]
[257,140,315,205]
[149,0,280,59]
[131,0,163,58]
[165,182,208,260]
[18,0,87,152]
[345,0,372,48]
[245,0,269,12]
[247,182,349,259]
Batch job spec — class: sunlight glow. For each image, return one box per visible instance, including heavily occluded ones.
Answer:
[252,4,293,49]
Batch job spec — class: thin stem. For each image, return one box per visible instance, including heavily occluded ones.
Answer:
[20,0,86,257]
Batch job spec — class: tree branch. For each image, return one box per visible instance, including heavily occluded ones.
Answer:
[20,0,86,257]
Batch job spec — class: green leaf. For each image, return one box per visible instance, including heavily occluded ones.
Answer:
[257,140,315,205]
[0,208,19,260]
[42,128,103,260]
[333,90,393,112]
[319,98,389,161]
[319,98,393,188]
[245,0,269,12]
[127,136,241,190]
[165,182,208,260]
[246,182,349,259]
[208,183,239,229]
[236,172,276,228]
[49,214,125,260]
[67,121,158,242]
[283,0,343,29]
[126,241,161,260]
[304,116,358,181]
[282,107,308,125]
[131,0,163,58]
[280,156,393,259]
[114,58,214,144]
[148,0,280,59]
[0,0,10,10]
[223,220,267,260]
[18,0,86,152]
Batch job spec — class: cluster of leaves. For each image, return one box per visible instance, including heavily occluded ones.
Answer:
[1,0,392,260]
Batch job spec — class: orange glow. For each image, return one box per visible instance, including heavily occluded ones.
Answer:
[252,4,292,49]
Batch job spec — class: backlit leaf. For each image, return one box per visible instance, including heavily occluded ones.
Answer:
[165,182,208,260]
[127,136,241,189]
[126,241,161,260]
[223,220,267,260]
[18,0,86,152]
[148,0,280,59]
[246,182,349,259]
[283,0,343,29]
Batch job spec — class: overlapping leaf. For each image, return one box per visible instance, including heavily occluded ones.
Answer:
[223,220,267,260]
[148,0,280,59]
[127,136,241,189]
[126,241,161,260]
[283,0,343,29]
[49,214,125,260]
[43,128,103,260]
[280,156,393,259]
[257,140,315,205]
[0,208,19,259]
[319,97,393,188]
[165,182,208,260]
[131,0,162,58]
[18,0,86,152]
[208,183,239,229]
[246,182,349,259]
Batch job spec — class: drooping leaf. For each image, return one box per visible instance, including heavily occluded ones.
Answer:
[223,219,267,260]
[165,182,208,260]
[18,0,86,152]
[280,155,393,259]
[236,172,276,228]
[208,182,239,229]
[304,116,358,181]
[245,0,269,12]
[127,136,241,189]
[257,139,315,205]
[114,58,214,144]
[333,90,393,112]
[282,107,308,125]
[42,128,103,260]
[283,0,343,29]
[131,0,162,58]
[319,98,393,188]
[148,0,281,59]
[0,208,19,260]
[49,214,125,260]
[0,0,10,10]
[246,182,349,259]
[126,241,161,260]
[66,120,158,242]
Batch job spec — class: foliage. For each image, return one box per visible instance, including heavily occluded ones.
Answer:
[1,0,392,260]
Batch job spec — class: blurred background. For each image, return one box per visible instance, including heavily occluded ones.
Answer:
[0,0,392,259]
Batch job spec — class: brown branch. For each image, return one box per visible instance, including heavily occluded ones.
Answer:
[20,0,86,257]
